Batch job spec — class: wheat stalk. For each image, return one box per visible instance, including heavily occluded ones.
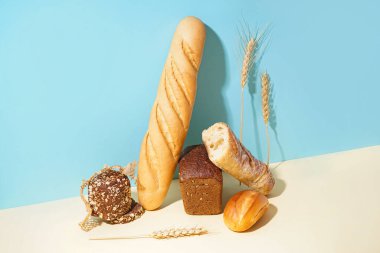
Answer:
[261,72,271,166]
[240,38,256,142]
[151,226,207,239]
[241,39,255,89]
[89,226,208,240]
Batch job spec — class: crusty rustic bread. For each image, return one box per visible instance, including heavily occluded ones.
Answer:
[202,122,275,195]
[137,17,206,210]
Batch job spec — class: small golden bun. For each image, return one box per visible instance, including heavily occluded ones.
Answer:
[223,190,269,232]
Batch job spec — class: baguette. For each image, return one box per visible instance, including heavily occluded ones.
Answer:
[202,122,275,195]
[137,17,206,210]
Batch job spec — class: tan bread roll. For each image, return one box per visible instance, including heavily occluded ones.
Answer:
[137,17,206,210]
[202,122,275,195]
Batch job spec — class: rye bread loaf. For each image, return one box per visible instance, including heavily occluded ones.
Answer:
[179,145,222,215]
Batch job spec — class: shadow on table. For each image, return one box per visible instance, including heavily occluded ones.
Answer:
[222,170,287,207]
[268,177,286,199]
[160,180,182,209]
[222,173,250,208]
[268,160,287,198]
[131,180,182,210]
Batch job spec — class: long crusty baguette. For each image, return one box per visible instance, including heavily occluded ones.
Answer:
[137,17,206,210]
[202,122,275,195]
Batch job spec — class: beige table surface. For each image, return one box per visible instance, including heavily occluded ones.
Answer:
[1,146,380,253]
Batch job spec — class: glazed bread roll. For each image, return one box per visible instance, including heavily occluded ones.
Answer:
[223,190,269,232]
[137,17,206,210]
[202,122,275,195]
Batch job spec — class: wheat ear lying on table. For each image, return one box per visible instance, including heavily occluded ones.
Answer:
[261,72,271,166]
[89,226,208,240]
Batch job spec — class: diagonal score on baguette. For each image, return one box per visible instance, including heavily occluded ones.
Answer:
[202,122,275,195]
[137,17,206,210]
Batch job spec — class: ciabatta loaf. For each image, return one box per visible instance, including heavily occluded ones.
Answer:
[202,122,275,195]
[137,17,206,210]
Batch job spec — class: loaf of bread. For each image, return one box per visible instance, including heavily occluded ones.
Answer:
[202,122,275,195]
[179,145,223,215]
[137,17,206,210]
[88,170,132,221]
[86,167,145,226]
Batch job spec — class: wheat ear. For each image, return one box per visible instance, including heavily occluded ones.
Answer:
[89,226,208,240]
[240,38,256,142]
[261,72,271,166]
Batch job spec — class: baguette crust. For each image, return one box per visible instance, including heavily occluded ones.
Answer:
[202,122,275,195]
[138,17,206,210]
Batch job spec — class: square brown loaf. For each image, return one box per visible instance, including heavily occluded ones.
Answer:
[179,145,223,215]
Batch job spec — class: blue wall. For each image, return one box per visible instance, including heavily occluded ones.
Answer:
[1,0,379,209]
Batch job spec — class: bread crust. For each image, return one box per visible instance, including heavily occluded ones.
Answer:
[202,122,275,195]
[137,17,206,210]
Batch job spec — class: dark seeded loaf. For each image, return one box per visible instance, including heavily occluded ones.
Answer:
[179,145,222,215]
